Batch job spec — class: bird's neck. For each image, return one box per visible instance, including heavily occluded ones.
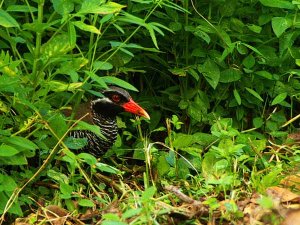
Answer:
[91,109,118,150]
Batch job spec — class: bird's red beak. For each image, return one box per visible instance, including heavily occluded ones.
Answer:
[122,99,150,119]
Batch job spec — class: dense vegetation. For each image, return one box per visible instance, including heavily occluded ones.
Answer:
[1,0,300,224]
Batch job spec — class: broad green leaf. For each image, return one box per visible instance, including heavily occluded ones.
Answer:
[187,68,199,81]
[202,152,220,179]
[253,117,264,128]
[169,68,186,76]
[246,88,264,102]
[241,43,264,56]
[52,0,74,15]
[0,100,9,113]
[72,21,100,34]
[169,21,182,32]
[92,61,113,71]
[95,162,121,174]
[251,140,267,152]
[78,153,97,165]
[7,5,38,12]
[85,71,107,87]
[0,144,19,156]
[271,92,287,105]
[146,24,158,49]
[260,0,294,9]
[122,208,142,220]
[247,24,262,33]
[197,60,220,89]
[1,136,38,151]
[68,22,77,47]
[233,89,241,105]
[102,76,139,91]
[0,154,27,165]
[188,102,204,122]
[0,9,20,28]
[47,170,69,183]
[177,158,190,179]
[78,199,95,207]
[0,175,17,191]
[64,137,87,150]
[60,183,73,196]
[100,14,114,24]
[156,154,170,176]
[48,113,68,138]
[194,29,211,44]
[272,17,292,37]
[255,71,273,80]
[47,81,83,92]
[219,68,241,83]
[79,1,125,14]
[41,34,75,60]
[173,133,194,149]
[141,186,156,202]
[242,54,255,69]
[118,12,146,27]
[149,22,173,33]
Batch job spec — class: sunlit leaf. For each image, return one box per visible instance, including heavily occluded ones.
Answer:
[271,92,287,105]
[0,9,20,28]
[246,88,264,101]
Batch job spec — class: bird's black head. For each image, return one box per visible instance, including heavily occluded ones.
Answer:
[91,86,150,119]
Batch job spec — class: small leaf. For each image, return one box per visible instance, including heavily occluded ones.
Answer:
[247,24,262,33]
[156,154,170,176]
[260,0,294,9]
[60,183,73,197]
[85,71,107,87]
[7,5,38,12]
[64,137,87,150]
[68,22,77,46]
[233,89,241,105]
[78,199,95,207]
[92,61,113,71]
[271,92,287,105]
[41,34,75,60]
[0,144,19,156]
[255,71,273,80]
[95,162,121,174]
[173,133,194,149]
[169,68,186,76]
[0,9,20,28]
[246,88,264,102]
[78,153,97,165]
[122,208,142,220]
[47,80,83,92]
[79,2,125,15]
[253,117,264,128]
[73,21,100,34]
[197,59,220,89]
[242,55,255,69]
[102,76,139,91]
[141,186,156,202]
[0,154,27,165]
[272,17,292,37]
[1,136,38,151]
[219,68,242,83]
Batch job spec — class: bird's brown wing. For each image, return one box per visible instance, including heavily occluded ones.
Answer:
[62,102,94,124]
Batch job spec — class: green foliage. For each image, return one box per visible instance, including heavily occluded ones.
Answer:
[0,0,299,223]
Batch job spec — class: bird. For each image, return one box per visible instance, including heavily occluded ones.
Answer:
[64,86,150,157]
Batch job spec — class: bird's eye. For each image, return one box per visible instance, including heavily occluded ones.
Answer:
[112,94,121,102]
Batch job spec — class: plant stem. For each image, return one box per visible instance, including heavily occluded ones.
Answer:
[32,0,44,86]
